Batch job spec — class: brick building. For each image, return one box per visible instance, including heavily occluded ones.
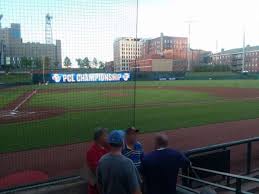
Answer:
[212,46,259,72]
[130,57,187,72]
[129,33,188,72]
[143,33,188,59]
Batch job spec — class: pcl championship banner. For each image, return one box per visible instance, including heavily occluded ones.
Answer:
[51,73,130,83]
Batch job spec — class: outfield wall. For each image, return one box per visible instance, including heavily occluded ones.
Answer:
[184,72,259,80]
[32,71,259,83]
[132,72,259,81]
[1,71,259,85]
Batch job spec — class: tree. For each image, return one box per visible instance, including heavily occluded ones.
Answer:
[33,57,43,70]
[82,57,91,69]
[20,57,27,69]
[53,61,60,69]
[99,61,105,69]
[76,58,84,68]
[92,57,98,68]
[44,56,51,70]
[20,57,32,70]
[64,57,72,68]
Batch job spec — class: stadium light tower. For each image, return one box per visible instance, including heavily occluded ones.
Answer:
[0,15,3,28]
[185,20,197,71]
[45,14,53,44]
[242,26,246,72]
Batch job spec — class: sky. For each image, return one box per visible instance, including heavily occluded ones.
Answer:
[1,0,259,66]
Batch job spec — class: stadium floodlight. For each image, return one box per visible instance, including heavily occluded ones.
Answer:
[242,25,246,72]
[185,19,198,71]
[45,14,53,44]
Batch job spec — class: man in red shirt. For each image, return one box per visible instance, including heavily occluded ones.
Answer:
[86,128,109,194]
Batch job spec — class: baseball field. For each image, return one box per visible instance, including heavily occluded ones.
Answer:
[2,79,259,153]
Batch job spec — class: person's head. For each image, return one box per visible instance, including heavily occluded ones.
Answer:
[154,133,169,150]
[108,130,125,152]
[125,127,139,145]
[94,128,108,146]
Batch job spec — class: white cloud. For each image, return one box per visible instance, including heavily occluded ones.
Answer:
[139,0,259,52]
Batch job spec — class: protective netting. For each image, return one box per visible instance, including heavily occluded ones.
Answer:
[0,0,138,189]
[2,0,259,191]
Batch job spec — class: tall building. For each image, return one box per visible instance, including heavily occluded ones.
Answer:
[212,46,259,72]
[113,37,143,72]
[0,40,6,66]
[0,22,62,68]
[10,23,21,40]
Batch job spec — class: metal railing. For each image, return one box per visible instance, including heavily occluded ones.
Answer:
[180,166,259,194]
[0,175,82,194]
[185,137,259,175]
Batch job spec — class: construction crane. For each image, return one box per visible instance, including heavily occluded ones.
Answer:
[45,14,53,44]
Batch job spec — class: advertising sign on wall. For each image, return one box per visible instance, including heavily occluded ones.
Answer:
[51,73,130,83]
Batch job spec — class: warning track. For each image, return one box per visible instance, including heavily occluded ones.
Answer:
[1,118,259,186]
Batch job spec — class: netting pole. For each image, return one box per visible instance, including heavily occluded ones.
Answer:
[133,0,139,127]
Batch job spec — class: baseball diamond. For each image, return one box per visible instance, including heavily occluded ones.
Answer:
[2,80,259,153]
[2,79,259,191]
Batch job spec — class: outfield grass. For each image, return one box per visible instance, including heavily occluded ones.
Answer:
[1,80,259,153]
[28,89,218,109]
[138,80,259,88]
[0,90,29,109]
[1,99,259,153]
[0,74,32,84]
[8,79,259,91]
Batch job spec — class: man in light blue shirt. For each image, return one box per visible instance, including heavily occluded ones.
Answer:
[122,127,144,171]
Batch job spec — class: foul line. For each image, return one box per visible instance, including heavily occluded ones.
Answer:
[12,90,37,112]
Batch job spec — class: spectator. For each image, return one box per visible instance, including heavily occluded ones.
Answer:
[97,130,142,194]
[140,133,190,194]
[122,127,144,171]
[86,128,109,194]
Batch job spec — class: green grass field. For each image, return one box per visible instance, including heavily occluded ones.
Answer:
[28,89,217,109]
[0,74,32,84]
[1,80,259,153]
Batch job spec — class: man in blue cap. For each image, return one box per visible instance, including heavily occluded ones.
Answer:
[97,130,142,194]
